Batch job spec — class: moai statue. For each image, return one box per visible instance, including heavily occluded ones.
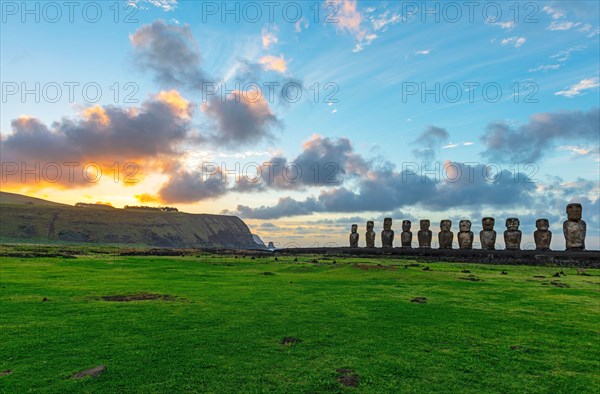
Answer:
[365,221,376,248]
[438,220,454,249]
[480,217,497,250]
[381,217,394,248]
[534,218,552,251]
[457,220,473,250]
[349,224,359,247]
[401,220,412,248]
[504,218,522,250]
[417,219,432,248]
[563,203,586,250]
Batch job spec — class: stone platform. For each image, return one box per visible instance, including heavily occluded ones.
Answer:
[273,248,600,268]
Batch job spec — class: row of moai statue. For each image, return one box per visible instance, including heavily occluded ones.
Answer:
[349,203,587,251]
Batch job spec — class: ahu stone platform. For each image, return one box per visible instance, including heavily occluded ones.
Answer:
[274,247,600,268]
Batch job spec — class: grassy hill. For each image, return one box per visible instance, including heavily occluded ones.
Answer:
[0,192,262,249]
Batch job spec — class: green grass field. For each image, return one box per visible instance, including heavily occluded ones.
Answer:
[1,252,599,393]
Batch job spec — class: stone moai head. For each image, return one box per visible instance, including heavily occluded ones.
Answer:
[402,220,411,231]
[366,221,374,232]
[566,203,583,221]
[351,224,358,233]
[383,217,392,231]
[482,217,495,230]
[536,218,549,231]
[440,220,452,231]
[506,218,520,231]
[420,219,430,230]
[459,220,471,232]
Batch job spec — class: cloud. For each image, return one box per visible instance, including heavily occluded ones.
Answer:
[201,90,281,148]
[157,167,228,203]
[415,49,430,55]
[235,196,322,219]
[528,64,561,73]
[129,0,178,11]
[480,107,600,162]
[232,135,370,193]
[1,91,193,188]
[442,142,473,149]
[232,161,537,219]
[500,36,526,48]
[330,1,399,52]
[130,20,209,91]
[135,193,161,203]
[550,45,585,62]
[258,54,287,74]
[492,21,515,30]
[294,17,309,33]
[412,126,449,162]
[542,5,565,19]
[370,10,401,31]
[261,26,278,49]
[555,78,600,98]
[556,145,600,160]
[529,45,585,73]
[333,0,363,34]
[548,21,581,31]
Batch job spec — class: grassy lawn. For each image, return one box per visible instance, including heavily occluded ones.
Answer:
[1,253,599,393]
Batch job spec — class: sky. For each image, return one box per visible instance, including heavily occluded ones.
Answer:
[1,0,599,249]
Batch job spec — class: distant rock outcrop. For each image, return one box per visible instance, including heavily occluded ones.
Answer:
[252,234,266,248]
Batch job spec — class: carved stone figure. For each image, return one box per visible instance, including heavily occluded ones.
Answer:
[438,220,454,249]
[504,218,522,250]
[365,221,376,248]
[457,220,473,250]
[401,220,412,248]
[480,217,497,250]
[381,217,394,248]
[534,218,552,251]
[417,219,432,248]
[563,203,586,250]
[349,224,359,247]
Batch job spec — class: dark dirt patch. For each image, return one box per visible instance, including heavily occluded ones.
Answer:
[459,275,483,282]
[461,269,471,273]
[500,271,508,275]
[550,281,570,288]
[0,370,13,377]
[100,293,176,302]
[533,275,546,279]
[280,337,302,345]
[261,272,276,276]
[552,272,561,277]
[410,297,427,304]
[336,368,359,387]
[422,266,431,271]
[42,297,49,302]
[71,365,106,379]
[353,264,395,271]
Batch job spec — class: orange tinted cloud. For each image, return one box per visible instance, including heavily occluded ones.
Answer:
[82,105,110,126]
[135,193,161,203]
[155,89,192,119]
[258,55,287,74]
